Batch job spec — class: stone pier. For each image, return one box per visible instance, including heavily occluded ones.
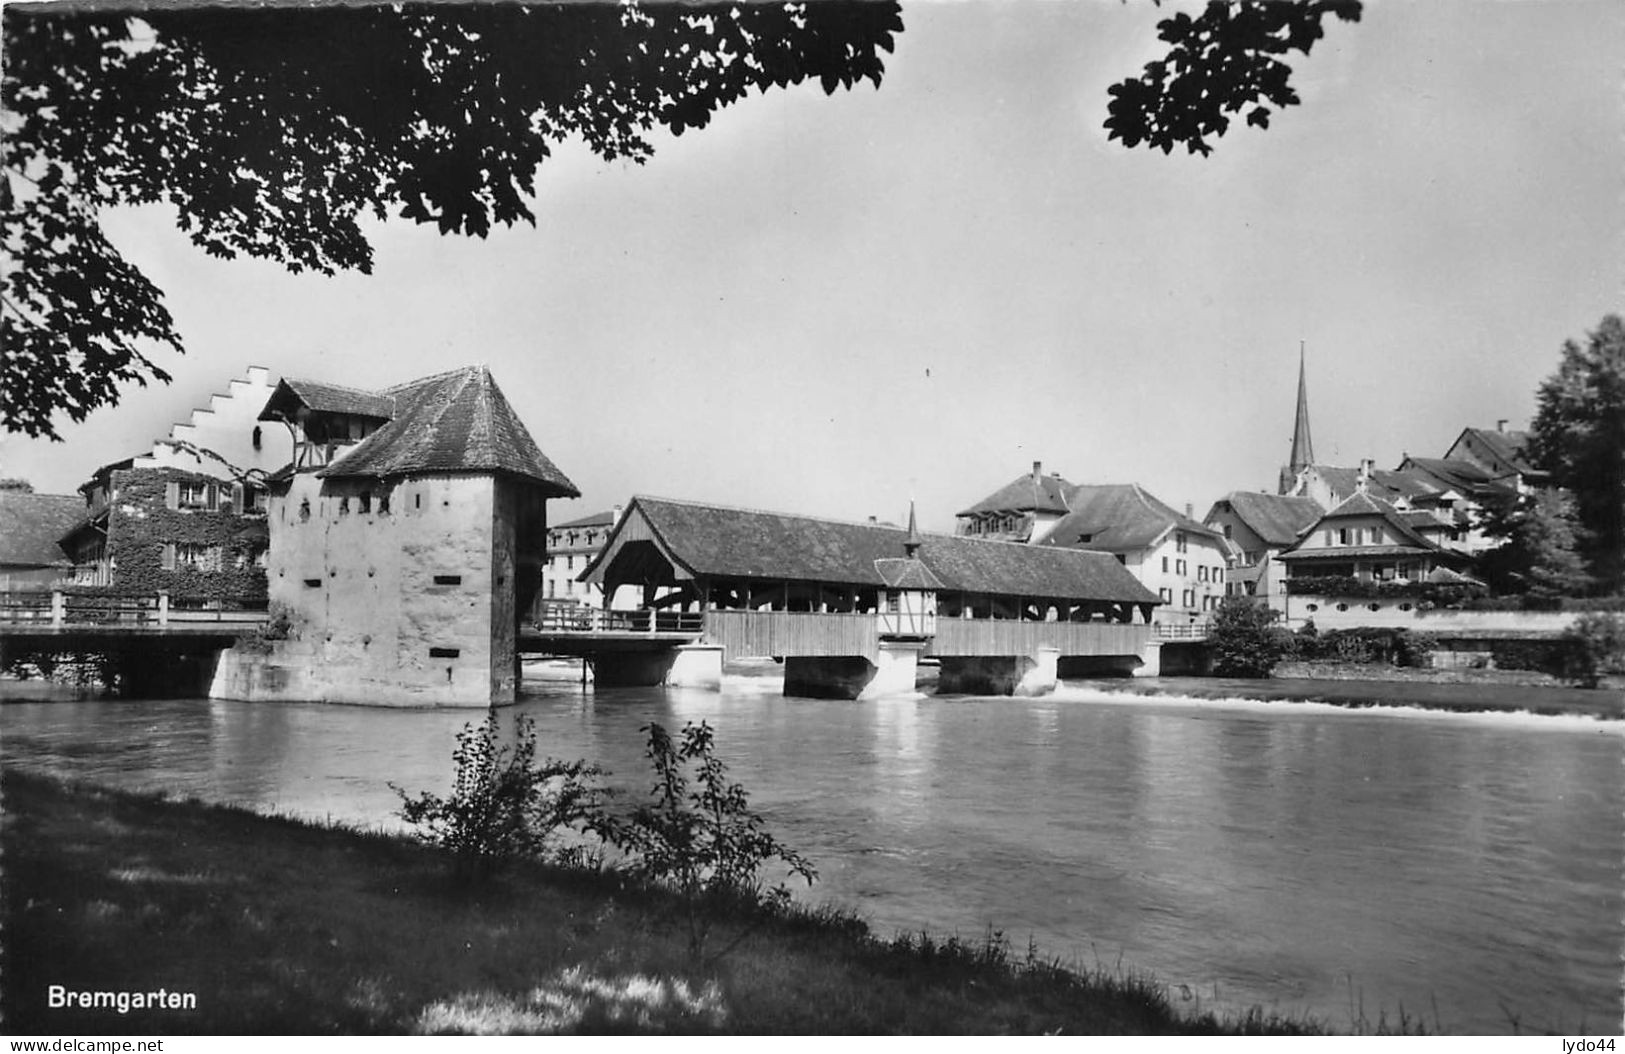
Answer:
[782,641,924,700]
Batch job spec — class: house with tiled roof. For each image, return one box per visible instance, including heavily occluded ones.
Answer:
[0,487,81,591]
[1202,491,1324,609]
[1443,423,1548,489]
[223,365,579,707]
[957,464,1228,624]
[1274,489,1478,628]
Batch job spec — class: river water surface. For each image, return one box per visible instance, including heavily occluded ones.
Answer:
[3,673,1621,1034]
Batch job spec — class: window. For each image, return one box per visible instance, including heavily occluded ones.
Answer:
[299,498,311,523]
[1161,557,1169,573]
[174,542,221,571]
[251,425,262,450]
[1181,590,1194,608]
[359,492,371,514]
[1176,559,1186,575]
[566,555,574,570]
[429,647,460,659]
[433,574,462,586]
[339,496,350,515]
[1223,524,1233,539]
[546,581,556,598]
[379,492,391,514]
[1176,532,1188,553]
[1337,528,1350,545]
[1159,587,1173,602]
[178,480,210,510]
[1198,566,1208,582]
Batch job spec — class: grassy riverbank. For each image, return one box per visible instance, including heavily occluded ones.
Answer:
[1089,674,1624,720]
[1,769,1325,1036]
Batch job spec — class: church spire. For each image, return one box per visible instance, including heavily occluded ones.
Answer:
[1279,342,1315,494]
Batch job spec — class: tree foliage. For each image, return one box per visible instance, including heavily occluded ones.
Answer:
[3,0,1360,438]
[1476,488,1593,599]
[1207,596,1286,678]
[1104,0,1362,156]
[2,1,903,438]
[1526,315,1625,595]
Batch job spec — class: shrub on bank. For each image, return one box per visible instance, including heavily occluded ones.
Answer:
[1560,612,1625,689]
[396,715,817,959]
[1278,627,1437,668]
[1208,598,1286,677]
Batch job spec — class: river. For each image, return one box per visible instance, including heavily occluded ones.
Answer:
[2,671,1621,1034]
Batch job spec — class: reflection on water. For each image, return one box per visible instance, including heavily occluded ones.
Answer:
[2,676,1621,1033]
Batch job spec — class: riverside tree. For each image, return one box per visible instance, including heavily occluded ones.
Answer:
[1476,488,1593,600]
[1525,314,1625,595]
[1207,596,1287,678]
[3,0,1360,438]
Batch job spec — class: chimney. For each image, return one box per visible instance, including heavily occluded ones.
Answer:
[1031,460,1042,484]
[868,515,877,523]
[1497,419,1508,433]
[1184,502,1193,519]
[611,504,623,525]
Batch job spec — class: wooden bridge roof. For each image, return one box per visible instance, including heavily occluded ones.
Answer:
[583,496,1160,605]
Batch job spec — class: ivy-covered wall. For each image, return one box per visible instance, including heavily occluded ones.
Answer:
[80,467,267,602]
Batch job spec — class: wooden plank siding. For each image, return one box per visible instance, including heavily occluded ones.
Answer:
[928,619,1148,658]
[701,609,1150,661]
[703,610,879,661]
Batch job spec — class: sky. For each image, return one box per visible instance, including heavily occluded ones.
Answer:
[3,0,1620,532]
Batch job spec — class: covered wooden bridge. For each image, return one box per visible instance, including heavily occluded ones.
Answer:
[575,496,1164,697]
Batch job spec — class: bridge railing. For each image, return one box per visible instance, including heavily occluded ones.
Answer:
[528,606,704,635]
[0,591,269,630]
[1153,621,1211,641]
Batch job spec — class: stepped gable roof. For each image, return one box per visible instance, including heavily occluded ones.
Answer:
[0,491,81,568]
[319,366,578,495]
[590,496,1159,604]
[260,378,395,421]
[1212,491,1324,547]
[1040,483,1221,552]
[957,472,1073,517]
[555,509,618,530]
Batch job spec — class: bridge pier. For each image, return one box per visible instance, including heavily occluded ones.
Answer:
[937,647,1058,697]
[1134,640,1162,677]
[666,644,724,689]
[591,649,680,688]
[783,641,923,700]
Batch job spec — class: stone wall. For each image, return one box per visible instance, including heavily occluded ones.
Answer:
[249,471,503,706]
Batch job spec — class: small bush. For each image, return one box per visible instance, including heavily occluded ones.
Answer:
[234,602,296,655]
[393,713,609,882]
[1561,613,1625,688]
[1208,598,1285,677]
[606,720,815,959]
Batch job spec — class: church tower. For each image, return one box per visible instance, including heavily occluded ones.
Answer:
[1278,343,1315,494]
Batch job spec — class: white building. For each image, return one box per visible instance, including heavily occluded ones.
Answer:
[957,463,1228,624]
[214,366,579,707]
